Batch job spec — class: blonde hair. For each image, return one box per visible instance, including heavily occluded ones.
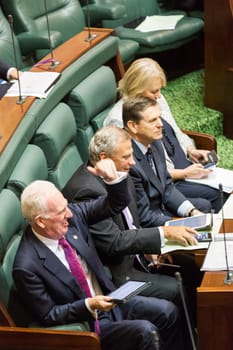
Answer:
[118,58,166,98]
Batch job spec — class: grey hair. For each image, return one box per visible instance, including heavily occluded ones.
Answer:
[21,180,58,223]
[89,125,131,164]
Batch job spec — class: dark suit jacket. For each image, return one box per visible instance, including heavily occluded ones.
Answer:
[130,140,187,227]
[63,163,161,263]
[13,179,129,329]
[0,59,11,80]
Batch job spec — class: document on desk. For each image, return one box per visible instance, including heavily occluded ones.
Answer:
[185,167,233,193]
[135,15,184,32]
[5,71,61,98]
[161,239,210,255]
[201,240,233,271]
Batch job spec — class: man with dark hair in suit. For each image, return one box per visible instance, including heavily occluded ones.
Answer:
[123,96,211,228]
[13,161,183,350]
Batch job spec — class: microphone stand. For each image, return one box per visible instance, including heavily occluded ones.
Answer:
[43,0,60,69]
[219,183,233,285]
[8,15,26,105]
[84,0,98,42]
[175,272,197,350]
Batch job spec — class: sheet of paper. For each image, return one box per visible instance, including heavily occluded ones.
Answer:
[5,71,61,99]
[135,15,184,32]
[201,240,233,271]
[185,167,233,193]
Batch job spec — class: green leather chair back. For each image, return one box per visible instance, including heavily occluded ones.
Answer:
[6,144,48,198]
[0,6,24,67]
[32,102,83,190]
[1,0,86,58]
[67,65,117,161]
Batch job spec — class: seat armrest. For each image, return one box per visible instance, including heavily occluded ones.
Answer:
[17,31,63,56]
[82,3,125,25]
[182,130,217,151]
[0,326,101,350]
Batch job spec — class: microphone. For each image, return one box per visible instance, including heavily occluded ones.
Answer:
[8,14,26,105]
[84,0,98,42]
[219,183,233,285]
[175,272,197,350]
[43,0,60,69]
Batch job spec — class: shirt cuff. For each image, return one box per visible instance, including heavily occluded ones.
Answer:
[7,67,16,81]
[177,200,194,217]
[85,298,98,319]
[103,171,127,185]
[158,227,165,247]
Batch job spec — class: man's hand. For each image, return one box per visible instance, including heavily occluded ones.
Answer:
[184,163,211,179]
[163,226,199,246]
[188,148,210,163]
[88,295,116,312]
[87,159,119,182]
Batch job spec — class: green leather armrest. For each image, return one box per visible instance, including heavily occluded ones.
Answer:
[82,3,125,25]
[17,31,63,55]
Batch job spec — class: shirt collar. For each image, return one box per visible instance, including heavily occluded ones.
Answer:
[32,229,59,254]
[134,140,150,156]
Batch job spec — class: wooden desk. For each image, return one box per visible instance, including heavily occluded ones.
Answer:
[0,28,124,155]
[197,219,233,349]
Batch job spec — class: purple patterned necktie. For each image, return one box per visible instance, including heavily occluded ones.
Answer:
[59,237,100,334]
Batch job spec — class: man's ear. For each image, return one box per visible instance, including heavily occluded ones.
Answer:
[34,215,46,229]
[99,152,108,159]
[126,120,138,135]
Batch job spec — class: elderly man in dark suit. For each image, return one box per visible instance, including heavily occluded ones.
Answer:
[13,162,183,350]
[123,96,211,228]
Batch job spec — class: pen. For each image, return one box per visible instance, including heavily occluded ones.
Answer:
[150,260,180,269]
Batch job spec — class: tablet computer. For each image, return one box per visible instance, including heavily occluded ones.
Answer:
[108,281,151,304]
[165,213,212,230]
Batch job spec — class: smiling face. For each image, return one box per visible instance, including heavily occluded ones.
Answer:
[35,190,73,240]
[109,139,136,173]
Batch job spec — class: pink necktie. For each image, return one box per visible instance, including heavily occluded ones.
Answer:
[59,237,100,334]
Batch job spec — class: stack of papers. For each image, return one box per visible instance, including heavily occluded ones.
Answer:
[135,15,184,32]
[186,167,233,193]
[6,71,61,99]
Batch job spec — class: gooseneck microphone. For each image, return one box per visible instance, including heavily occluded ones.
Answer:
[175,272,197,350]
[219,183,233,285]
[84,0,98,42]
[8,14,26,105]
[43,0,60,69]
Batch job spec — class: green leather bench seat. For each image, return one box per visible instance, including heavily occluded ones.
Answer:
[115,16,204,54]
[81,0,204,55]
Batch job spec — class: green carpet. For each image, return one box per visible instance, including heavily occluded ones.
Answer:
[163,70,233,170]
